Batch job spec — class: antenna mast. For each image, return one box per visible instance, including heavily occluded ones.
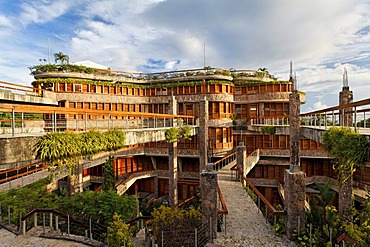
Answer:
[203,43,206,68]
[48,38,51,64]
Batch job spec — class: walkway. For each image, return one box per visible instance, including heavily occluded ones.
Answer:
[214,164,296,247]
[0,227,89,247]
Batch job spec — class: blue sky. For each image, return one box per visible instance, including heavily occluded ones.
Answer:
[1,0,370,112]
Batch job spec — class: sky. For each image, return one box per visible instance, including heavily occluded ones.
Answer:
[1,0,370,112]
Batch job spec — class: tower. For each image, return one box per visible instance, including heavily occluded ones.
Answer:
[339,68,353,126]
[284,61,306,239]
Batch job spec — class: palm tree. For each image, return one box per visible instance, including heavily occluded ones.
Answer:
[54,52,70,64]
[322,127,369,221]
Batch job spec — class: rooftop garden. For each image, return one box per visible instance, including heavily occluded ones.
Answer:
[29,52,281,82]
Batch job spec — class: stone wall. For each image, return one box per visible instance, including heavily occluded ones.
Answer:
[0,136,39,165]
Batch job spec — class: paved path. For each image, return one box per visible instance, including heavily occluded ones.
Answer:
[0,228,90,247]
[214,164,296,247]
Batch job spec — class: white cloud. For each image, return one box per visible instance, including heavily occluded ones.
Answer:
[0,15,12,27]
[19,1,74,25]
[0,0,370,111]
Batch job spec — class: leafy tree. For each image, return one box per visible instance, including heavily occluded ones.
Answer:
[357,118,370,128]
[103,156,116,192]
[54,52,69,64]
[151,205,201,234]
[55,190,137,226]
[107,213,134,247]
[322,127,369,221]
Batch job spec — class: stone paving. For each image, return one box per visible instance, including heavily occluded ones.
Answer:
[0,227,90,247]
[213,164,296,247]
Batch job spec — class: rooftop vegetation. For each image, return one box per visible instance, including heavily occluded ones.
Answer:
[29,63,282,82]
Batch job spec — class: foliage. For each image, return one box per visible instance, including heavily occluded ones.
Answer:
[34,130,126,174]
[322,127,369,186]
[261,126,276,135]
[29,64,96,75]
[0,179,137,243]
[55,190,137,226]
[54,52,70,64]
[357,118,370,128]
[165,127,180,143]
[243,184,257,202]
[106,213,134,247]
[150,205,201,234]
[307,180,336,228]
[165,125,192,143]
[102,156,116,192]
[0,112,43,127]
[0,178,53,218]
[272,217,285,237]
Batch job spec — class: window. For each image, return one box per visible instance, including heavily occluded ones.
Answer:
[74,84,82,92]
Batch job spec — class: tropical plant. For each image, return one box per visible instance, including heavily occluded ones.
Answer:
[106,213,134,247]
[151,205,201,234]
[165,125,191,143]
[261,126,276,135]
[34,130,126,174]
[54,51,70,64]
[102,156,116,192]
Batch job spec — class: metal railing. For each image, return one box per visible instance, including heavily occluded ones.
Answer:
[249,98,370,132]
[232,156,285,226]
[0,161,45,184]
[0,103,197,136]
[213,151,236,171]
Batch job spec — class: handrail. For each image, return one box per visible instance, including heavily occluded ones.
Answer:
[0,80,34,90]
[0,103,197,119]
[0,160,43,175]
[174,196,195,208]
[217,185,228,214]
[0,161,46,184]
[21,208,107,232]
[243,176,284,215]
[213,151,236,170]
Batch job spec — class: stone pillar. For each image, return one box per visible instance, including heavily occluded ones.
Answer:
[284,89,306,239]
[200,163,218,240]
[339,88,353,127]
[289,92,300,169]
[199,97,209,172]
[339,173,353,222]
[258,103,264,118]
[168,95,177,116]
[236,142,246,182]
[168,95,178,207]
[168,141,178,207]
[284,170,306,239]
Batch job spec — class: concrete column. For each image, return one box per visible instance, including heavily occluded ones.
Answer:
[236,142,246,183]
[154,176,159,197]
[168,141,178,207]
[199,97,209,173]
[56,215,59,231]
[78,160,84,193]
[284,89,306,239]
[200,163,218,240]
[34,213,37,227]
